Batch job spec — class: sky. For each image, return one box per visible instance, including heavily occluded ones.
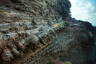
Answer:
[70,0,96,26]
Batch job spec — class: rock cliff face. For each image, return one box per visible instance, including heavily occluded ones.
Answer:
[0,0,96,64]
[0,0,71,24]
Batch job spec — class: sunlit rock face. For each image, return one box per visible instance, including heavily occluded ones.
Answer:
[0,0,71,24]
[0,0,96,64]
[70,0,96,26]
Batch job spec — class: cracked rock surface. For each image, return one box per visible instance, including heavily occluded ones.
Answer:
[0,0,96,64]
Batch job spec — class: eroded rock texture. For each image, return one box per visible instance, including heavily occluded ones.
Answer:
[0,0,71,24]
[0,0,95,64]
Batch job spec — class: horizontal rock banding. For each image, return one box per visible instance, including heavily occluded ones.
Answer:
[0,22,65,63]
